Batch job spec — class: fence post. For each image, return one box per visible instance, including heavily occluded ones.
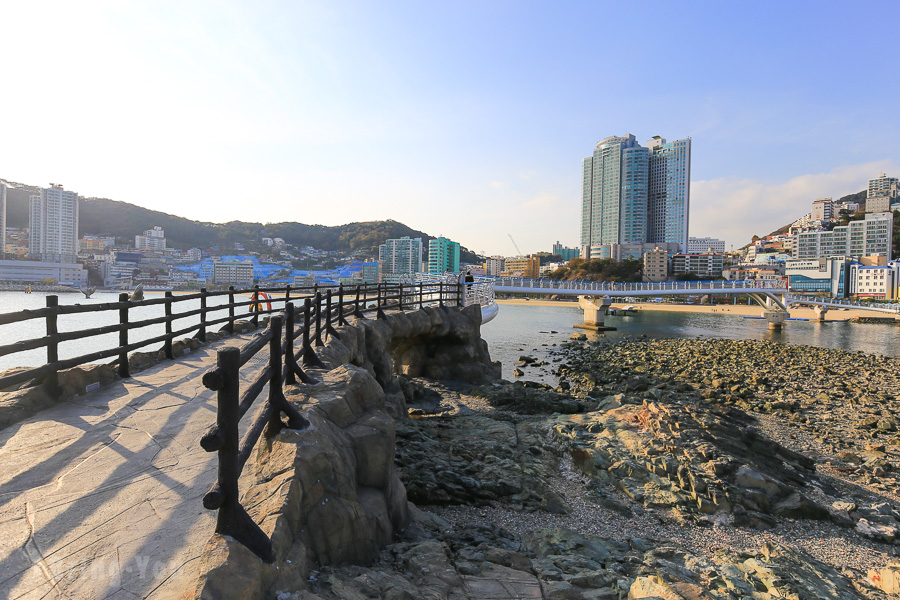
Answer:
[398,283,405,311]
[285,284,291,307]
[284,303,316,384]
[439,282,444,308]
[164,291,174,359]
[45,296,59,398]
[266,315,285,437]
[203,346,274,562]
[337,284,348,326]
[354,285,364,318]
[251,285,260,328]
[118,293,130,378]
[302,298,325,368]
[419,282,424,309]
[376,284,386,319]
[199,288,207,342]
[325,290,340,339]
[314,292,324,347]
[227,286,235,333]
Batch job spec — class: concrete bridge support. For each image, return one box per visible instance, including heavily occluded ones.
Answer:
[575,295,617,331]
[762,309,787,330]
[813,306,828,321]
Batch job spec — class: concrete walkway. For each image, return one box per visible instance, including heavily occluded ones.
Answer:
[0,335,259,599]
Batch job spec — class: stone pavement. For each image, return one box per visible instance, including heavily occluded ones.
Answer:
[0,335,258,599]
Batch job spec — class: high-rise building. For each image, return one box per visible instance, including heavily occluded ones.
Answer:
[793,212,893,261]
[0,182,6,256]
[378,236,423,278]
[427,236,460,274]
[29,184,79,263]
[552,241,580,261]
[647,136,691,251]
[581,134,690,259]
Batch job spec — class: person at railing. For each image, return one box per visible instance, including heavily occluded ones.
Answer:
[465,271,474,284]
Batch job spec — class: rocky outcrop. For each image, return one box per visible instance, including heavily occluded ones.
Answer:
[188,305,499,599]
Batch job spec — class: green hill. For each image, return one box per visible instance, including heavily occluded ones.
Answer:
[1,179,482,263]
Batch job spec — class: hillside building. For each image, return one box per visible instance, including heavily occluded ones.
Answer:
[29,184,79,263]
[849,262,899,300]
[811,198,835,221]
[213,259,254,287]
[793,212,893,261]
[484,256,504,276]
[687,237,725,254]
[378,236,423,278]
[642,247,668,282]
[868,172,899,200]
[427,236,460,274]
[135,226,167,251]
[501,255,540,278]
[785,257,851,295]
[552,241,580,261]
[670,253,723,279]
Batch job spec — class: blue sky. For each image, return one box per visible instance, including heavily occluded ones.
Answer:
[1,1,897,256]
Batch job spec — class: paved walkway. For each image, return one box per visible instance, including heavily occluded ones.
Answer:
[0,336,258,600]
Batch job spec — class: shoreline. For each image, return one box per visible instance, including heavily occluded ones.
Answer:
[495,297,896,321]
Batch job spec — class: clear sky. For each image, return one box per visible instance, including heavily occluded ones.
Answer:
[1,1,897,256]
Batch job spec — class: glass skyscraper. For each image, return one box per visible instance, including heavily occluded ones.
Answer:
[581,134,690,257]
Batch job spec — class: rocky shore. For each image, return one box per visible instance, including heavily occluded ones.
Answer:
[300,336,900,599]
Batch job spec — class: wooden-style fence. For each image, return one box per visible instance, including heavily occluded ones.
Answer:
[0,281,460,398]
[197,280,463,561]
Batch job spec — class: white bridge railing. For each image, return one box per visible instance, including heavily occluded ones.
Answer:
[492,277,788,292]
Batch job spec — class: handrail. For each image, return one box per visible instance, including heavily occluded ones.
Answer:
[0,280,471,395]
[197,277,470,561]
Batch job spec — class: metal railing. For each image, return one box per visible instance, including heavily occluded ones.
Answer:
[491,277,789,292]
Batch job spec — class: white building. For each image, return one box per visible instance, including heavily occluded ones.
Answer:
[213,259,254,287]
[0,259,87,286]
[485,256,504,276]
[785,257,851,296]
[850,262,900,300]
[135,226,167,251]
[687,237,725,254]
[868,172,899,200]
[811,198,834,221]
[378,236,422,276]
[29,184,79,263]
[670,253,723,278]
[793,212,893,261]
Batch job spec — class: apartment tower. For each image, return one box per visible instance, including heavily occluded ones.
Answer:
[29,184,79,263]
[581,134,690,259]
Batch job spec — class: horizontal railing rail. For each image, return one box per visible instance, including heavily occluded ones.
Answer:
[0,280,471,397]
[198,277,469,561]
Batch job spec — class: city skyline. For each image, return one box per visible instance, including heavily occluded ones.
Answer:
[0,2,898,256]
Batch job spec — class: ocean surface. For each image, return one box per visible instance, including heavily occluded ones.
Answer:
[0,292,896,377]
[480,302,900,384]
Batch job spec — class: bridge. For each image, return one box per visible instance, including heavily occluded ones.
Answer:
[491,277,900,329]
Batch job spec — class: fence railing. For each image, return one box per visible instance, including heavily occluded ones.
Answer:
[0,281,463,398]
[197,280,468,561]
[491,277,789,292]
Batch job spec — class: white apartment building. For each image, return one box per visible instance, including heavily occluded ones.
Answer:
[868,173,899,199]
[850,261,900,300]
[485,256,504,276]
[29,184,79,263]
[135,226,167,251]
[793,212,893,261]
[670,253,723,278]
[811,198,834,221]
[378,237,422,275]
[687,237,725,254]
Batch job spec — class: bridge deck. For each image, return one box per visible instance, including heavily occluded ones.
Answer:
[0,334,259,599]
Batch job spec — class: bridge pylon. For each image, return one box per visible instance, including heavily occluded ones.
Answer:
[575,296,617,331]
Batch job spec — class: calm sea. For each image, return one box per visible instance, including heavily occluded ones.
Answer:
[480,302,899,384]
[0,292,895,378]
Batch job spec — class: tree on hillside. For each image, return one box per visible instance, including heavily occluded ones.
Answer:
[549,258,642,282]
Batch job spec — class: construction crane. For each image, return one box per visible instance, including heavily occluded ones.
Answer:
[508,234,523,256]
